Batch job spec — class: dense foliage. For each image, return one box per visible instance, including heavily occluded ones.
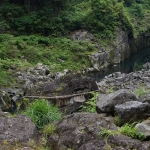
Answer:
[0,0,150,86]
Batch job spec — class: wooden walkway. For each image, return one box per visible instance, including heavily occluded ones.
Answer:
[23,90,100,106]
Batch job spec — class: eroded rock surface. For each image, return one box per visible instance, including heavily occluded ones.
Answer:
[48,113,150,150]
[0,111,38,143]
[96,89,137,114]
[115,101,150,124]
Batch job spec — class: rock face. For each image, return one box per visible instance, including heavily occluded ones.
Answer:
[115,101,150,124]
[96,89,137,114]
[0,110,38,144]
[71,29,150,71]
[90,51,110,71]
[70,30,95,41]
[27,74,98,98]
[48,113,150,150]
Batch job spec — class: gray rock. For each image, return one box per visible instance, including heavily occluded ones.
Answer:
[108,135,150,150]
[112,72,122,78]
[48,113,150,150]
[48,113,116,150]
[135,120,150,139]
[0,111,38,143]
[96,89,137,114]
[115,101,150,124]
[143,62,150,70]
[70,30,95,41]
[90,51,110,71]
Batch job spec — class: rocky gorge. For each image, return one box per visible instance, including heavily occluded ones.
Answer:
[1,62,150,149]
[71,29,150,71]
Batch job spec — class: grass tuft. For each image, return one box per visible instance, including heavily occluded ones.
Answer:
[22,99,62,129]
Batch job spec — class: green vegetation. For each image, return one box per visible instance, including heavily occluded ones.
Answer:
[114,115,122,126]
[79,92,99,113]
[99,128,120,139]
[0,34,95,86]
[22,99,62,129]
[99,123,146,141]
[120,123,146,140]
[133,62,143,71]
[133,86,150,98]
[43,124,56,137]
[0,0,150,86]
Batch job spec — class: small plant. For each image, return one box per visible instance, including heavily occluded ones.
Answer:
[22,99,62,129]
[99,123,146,141]
[43,124,56,137]
[99,128,120,146]
[119,123,146,140]
[114,115,122,126]
[99,128,120,139]
[80,92,99,113]
[106,86,114,93]
[133,86,149,98]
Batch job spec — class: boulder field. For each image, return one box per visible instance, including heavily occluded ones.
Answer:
[1,63,150,149]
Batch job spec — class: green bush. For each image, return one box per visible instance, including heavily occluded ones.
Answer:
[22,99,62,129]
[120,123,146,140]
[80,92,99,113]
[130,3,144,17]
[133,62,143,71]
[99,123,146,141]
[133,86,149,98]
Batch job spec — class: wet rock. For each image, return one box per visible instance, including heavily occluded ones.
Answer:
[96,89,137,114]
[135,120,150,139]
[115,101,150,124]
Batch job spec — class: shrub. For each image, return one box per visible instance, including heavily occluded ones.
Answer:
[99,123,146,141]
[133,62,143,71]
[80,92,99,113]
[22,99,62,129]
[120,123,146,140]
[43,124,56,137]
[133,86,149,98]
[114,115,122,126]
[99,128,120,139]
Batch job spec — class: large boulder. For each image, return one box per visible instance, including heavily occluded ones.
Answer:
[27,74,98,97]
[115,101,150,124]
[0,110,38,144]
[96,89,137,114]
[48,113,116,150]
[48,112,150,150]
[108,134,150,150]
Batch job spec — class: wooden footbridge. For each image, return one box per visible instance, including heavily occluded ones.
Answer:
[23,90,100,106]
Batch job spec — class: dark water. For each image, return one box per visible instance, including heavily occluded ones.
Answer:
[88,47,150,81]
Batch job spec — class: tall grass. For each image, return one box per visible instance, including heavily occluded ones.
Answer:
[22,99,62,129]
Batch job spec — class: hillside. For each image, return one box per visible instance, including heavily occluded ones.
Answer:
[0,0,150,86]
